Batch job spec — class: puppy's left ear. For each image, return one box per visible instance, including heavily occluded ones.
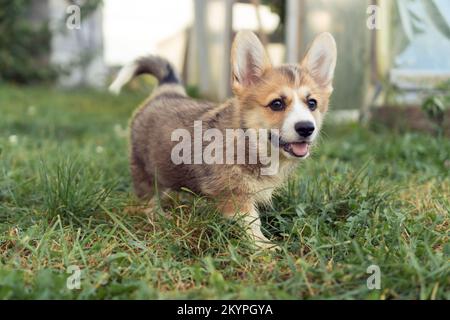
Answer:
[231,31,272,93]
[301,32,337,92]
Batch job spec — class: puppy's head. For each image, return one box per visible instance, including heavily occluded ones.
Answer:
[231,31,337,159]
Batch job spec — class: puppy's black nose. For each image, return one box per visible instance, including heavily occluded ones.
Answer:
[295,121,315,138]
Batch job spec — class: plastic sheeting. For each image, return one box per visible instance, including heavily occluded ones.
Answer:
[395,0,450,70]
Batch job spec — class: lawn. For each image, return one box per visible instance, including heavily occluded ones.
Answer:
[0,84,448,299]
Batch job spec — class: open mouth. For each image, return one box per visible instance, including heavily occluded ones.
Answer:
[269,133,311,158]
[281,141,310,158]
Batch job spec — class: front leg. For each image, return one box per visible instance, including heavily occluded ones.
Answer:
[220,197,276,250]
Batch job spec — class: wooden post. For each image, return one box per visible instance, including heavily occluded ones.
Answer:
[219,0,234,100]
[285,0,305,63]
[251,0,269,48]
[360,0,392,123]
[194,0,210,96]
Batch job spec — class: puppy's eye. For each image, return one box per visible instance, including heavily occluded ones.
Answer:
[307,98,317,111]
[268,99,285,111]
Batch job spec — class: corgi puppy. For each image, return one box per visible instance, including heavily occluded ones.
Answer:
[110,31,337,249]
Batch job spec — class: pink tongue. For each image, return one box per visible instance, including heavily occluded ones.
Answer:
[291,142,309,157]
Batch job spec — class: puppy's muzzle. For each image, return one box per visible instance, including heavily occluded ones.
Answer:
[295,121,315,138]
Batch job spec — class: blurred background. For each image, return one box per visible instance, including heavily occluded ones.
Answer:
[1,0,450,133]
[1,1,449,299]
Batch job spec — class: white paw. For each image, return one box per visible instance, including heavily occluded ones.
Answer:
[253,239,281,251]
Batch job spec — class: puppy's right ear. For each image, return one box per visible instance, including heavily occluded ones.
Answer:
[231,31,271,93]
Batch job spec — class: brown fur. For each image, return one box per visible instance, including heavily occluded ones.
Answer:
[115,31,337,249]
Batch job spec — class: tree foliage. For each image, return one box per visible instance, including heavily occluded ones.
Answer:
[0,0,56,84]
[0,0,102,84]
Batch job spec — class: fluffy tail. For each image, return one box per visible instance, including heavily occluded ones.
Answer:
[109,55,182,95]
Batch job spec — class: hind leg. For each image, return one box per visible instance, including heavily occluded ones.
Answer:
[126,156,155,215]
[129,157,172,219]
[130,157,154,200]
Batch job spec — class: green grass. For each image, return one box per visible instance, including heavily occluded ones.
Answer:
[0,84,448,300]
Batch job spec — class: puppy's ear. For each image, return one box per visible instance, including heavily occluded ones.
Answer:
[301,32,337,91]
[231,31,271,92]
